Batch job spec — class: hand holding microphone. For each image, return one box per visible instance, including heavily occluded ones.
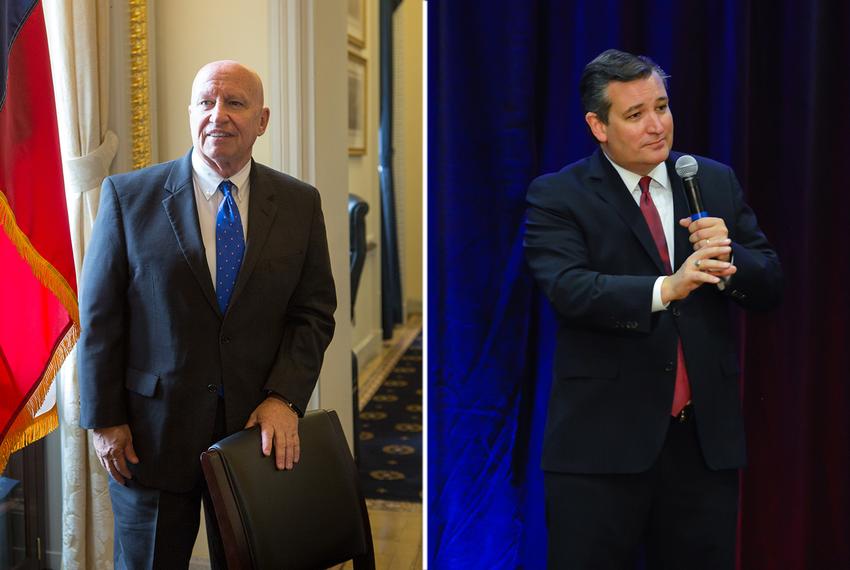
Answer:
[675,155,732,265]
[660,241,735,303]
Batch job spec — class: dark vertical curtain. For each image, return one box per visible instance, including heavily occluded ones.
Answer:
[428,1,850,569]
[379,0,404,339]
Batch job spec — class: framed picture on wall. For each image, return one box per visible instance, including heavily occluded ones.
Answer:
[347,0,366,47]
[348,51,367,156]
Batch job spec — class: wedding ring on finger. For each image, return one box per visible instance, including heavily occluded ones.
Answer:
[694,259,702,269]
[704,238,711,246]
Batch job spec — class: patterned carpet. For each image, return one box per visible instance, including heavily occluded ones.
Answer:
[358,333,422,502]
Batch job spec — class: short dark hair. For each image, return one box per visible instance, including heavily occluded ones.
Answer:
[579,49,669,124]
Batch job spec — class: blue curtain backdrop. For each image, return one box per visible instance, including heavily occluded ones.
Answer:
[428,1,850,569]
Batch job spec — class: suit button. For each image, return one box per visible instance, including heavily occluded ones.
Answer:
[221,336,231,344]
[664,362,674,372]
[207,384,217,393]
[671,307,680,317]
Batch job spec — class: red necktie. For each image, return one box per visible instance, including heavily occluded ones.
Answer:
[638,176,691,416]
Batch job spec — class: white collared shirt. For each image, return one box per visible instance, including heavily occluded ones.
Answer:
[604,155,673,312]
[191,150,251,289]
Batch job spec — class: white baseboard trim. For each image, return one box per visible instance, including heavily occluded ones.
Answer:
[405,300,422,315]
[353,328,382,369]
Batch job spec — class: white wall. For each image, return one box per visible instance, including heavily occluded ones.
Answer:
[395,0,423,316]
[309,0,353,444]
[153,1,272,164]
[348,0,383,365]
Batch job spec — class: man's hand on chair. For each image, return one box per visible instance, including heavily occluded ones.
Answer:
[245,397,300,470]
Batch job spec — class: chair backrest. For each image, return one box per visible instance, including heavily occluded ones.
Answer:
[348,194,370,320]
[201,410,375,570]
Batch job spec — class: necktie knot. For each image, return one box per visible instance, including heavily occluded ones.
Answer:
[218,181,239,224]
[638,176,652,197]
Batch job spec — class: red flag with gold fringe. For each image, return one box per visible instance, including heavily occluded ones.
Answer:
[0,0,78,474]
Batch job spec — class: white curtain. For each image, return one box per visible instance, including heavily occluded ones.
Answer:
[43,1,118,568]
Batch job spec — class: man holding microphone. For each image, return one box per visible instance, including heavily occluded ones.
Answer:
[525,49,783,568]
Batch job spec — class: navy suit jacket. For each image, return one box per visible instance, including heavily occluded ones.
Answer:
[79,150,336,492]
[524,148,782,474]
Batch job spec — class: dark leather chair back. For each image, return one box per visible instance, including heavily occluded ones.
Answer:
[348,194,369,321]
[200,410,375,570]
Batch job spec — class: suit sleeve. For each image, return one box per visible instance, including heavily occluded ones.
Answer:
[721,167,784,311]
[78,178,130,429]
[264,189,337,414]
[524,177,657,334]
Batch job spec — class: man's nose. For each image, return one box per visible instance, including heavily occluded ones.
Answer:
[646,112,664,133]
[210,100,228,122]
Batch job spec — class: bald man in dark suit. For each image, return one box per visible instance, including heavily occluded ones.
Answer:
[79,60,336,569]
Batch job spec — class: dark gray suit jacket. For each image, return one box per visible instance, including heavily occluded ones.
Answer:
[525,149,783,474]
[79,150,336,492]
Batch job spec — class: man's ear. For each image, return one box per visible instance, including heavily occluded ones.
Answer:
[257,107,270,136]
[585,112,607,144]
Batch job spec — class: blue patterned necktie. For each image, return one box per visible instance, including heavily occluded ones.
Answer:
[216,180,245,312]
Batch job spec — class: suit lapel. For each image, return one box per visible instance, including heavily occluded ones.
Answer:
[587,149,667,274]
[161,151,221,317]
[228,162,278,310]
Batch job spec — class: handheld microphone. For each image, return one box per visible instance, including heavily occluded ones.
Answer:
[674,155,708,221]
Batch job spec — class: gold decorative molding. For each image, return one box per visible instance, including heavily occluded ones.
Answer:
[129,0,151,170]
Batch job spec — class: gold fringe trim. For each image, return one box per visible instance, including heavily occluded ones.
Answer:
[0,190,79,323]
[0,404,59,476]
[25,323,78,419]
[0,189,80,474]
[0,324,77,474]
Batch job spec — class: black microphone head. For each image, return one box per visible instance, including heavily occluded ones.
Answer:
[675,155,699,178]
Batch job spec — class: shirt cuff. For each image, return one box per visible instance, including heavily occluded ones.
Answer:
[652,276,669,312]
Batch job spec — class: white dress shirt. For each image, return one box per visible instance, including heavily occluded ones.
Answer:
[191,150,251,289]
[604,155,674,312]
